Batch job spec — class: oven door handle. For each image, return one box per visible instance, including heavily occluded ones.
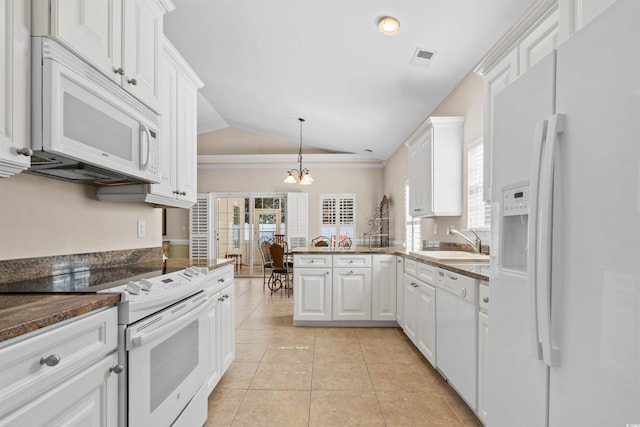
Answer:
[128,297,211,349]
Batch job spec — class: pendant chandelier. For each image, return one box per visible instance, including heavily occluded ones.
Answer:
[284,118,313,185]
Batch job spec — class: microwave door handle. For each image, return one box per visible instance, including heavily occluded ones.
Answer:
[140,123,151,170]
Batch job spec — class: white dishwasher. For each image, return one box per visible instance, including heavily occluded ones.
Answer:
[436,269,478,411]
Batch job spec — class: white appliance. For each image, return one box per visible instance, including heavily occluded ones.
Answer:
[435,269,477,411]
[488,2,640,426]
[101,267,212,427]
[29,37,160,185]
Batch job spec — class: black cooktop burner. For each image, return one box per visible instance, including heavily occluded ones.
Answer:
[0,262,185,293]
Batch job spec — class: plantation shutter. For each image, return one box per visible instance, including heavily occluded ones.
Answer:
[190,194,211,259]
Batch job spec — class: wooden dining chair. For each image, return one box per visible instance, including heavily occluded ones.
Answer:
[268,241,292,295]
[258,237,274,289]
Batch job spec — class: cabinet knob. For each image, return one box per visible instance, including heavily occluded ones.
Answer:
[110,364,124,374]
[218,278,225,283]
[180,191,187,196]
[127,78,138,85]
[16,147,33,157]
[113,67,125,75]
[40,354,61,367]
[483,297,489,303]
[218,297,225,302]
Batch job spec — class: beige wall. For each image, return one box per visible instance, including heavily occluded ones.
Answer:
[0,173,161,260]
[383,70,485,248]
[196,166,384,243]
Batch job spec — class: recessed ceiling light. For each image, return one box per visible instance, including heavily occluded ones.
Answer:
[378,16,400,36]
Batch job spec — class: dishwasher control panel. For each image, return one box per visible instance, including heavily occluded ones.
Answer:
[437,270,477,305]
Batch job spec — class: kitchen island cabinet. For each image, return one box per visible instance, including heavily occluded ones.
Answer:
[0,307,119,426]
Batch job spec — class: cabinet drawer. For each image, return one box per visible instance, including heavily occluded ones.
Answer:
[207,265,234,290]
[405,258,418,277]
[0,307,118,416]
[294,254,332,268]
[333,254,372,268]
[479,283,490,313]
[417,262,436,285]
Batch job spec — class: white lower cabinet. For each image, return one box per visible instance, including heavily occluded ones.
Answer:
[402,273,419,343]
[0,307,119,426]
[205,267,235,395]
[372,255,397,321]
[402,259,437,368]
[395,256,404,325]
[1,352,118,427]
[294,268,332,322]
[332,267,371,321]
[416,281,436,367]
[477,283,490,424]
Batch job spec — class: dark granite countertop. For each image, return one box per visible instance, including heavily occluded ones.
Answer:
[0,293,121,343]
[0,258,234,343]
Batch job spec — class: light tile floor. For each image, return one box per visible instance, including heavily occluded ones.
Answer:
[205,277,483,427]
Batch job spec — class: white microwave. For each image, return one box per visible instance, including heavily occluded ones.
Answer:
[29,37,160,185]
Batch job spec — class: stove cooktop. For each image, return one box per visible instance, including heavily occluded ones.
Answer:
[0,262,184,294]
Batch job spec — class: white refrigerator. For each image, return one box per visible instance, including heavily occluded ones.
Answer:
[487,1,640,426]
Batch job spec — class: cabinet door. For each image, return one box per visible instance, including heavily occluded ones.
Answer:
[207,294,221,394]
[0,0,31,178]
[416,283,436,367]
[395,257,404,325]
[519,7,560,73]
[408,129,431,217]
[152,50,178,199]
[219,284,235,373]
[51,0,122,83]
[478,311,490,424]
[482,49,518,202]
[0,352,118,427]
[122,0,162,110]
[402,274,419,343]
[372,255,396,321]
[294,268,332,322]
[332,268,371,321]
[175,72,197,204]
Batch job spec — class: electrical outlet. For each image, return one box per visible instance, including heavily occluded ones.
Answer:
[137,219,146,238]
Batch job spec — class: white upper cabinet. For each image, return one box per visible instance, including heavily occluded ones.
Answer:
[98,36,203,208]
[33,0,174,111]
[475,0,614,201]
[406,117,464,217]
[0,0,31,178]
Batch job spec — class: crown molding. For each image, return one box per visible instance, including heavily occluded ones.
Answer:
[197,154,385,170]
[473,0,558,76]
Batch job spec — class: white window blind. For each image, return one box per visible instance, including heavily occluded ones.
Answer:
[468,138,491,229]
[405,181,421,251]
[190,195,211,259]
[320,194,355,245]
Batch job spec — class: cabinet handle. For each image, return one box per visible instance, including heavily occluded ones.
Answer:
[218,278,225,283]
[110,364,124,374]
[218,297,225,302]
[16,147,33,157]
[310,260,314,263]
[326,271,329,274]
[483,297,489,303]
[113,67,125,75]
[349,260,354,264]
[414,209,422,212]
[180,191,187,196]
[40,354,61,367]
[127,78,138,85]
[447,275,458,280]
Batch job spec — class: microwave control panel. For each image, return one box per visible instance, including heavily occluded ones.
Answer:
[503,185,529,216]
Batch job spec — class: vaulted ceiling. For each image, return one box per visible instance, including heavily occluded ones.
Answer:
[164,0,533,160]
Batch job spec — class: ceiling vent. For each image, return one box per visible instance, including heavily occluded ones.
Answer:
[410,48,436,68]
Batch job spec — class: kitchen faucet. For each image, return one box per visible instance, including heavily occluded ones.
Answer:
[448,227,482,253]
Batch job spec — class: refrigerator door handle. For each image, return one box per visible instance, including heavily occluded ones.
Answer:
[527,119,548,360]
[537,113,565,367]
